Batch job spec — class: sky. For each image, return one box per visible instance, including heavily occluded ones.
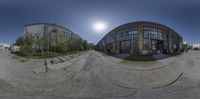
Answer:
[0,0,200,44]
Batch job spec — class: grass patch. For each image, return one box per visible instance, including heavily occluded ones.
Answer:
[126,54,156,61]
[18,51,82,59]
[120,60,160,67]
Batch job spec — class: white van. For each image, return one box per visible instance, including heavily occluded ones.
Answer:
[11,46,20,53]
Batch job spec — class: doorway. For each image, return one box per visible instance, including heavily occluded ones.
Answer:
[151,40,164,54]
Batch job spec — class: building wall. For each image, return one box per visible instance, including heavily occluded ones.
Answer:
[24,24,45,35]
[192,44,200,50]
[24,23,82,51]
[0,44,10,51]
[96,21,183,55]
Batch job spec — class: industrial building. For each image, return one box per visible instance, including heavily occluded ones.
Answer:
[0,43,10,51]
[24,23,82,51]
[192,44,200,50]
[96,21,183,55]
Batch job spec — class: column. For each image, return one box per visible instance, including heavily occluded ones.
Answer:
[138,24,144,55]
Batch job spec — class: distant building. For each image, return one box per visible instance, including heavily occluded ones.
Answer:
[0,43,10,51]
[183,41,189,52]
[23,23,82,51]
[96,21,183,55]
[192,44,200,50]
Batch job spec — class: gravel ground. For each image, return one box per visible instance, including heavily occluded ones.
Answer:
[0,50,200,99]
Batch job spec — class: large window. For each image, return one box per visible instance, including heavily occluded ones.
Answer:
[105,35,113,52]
[120,40,131,53]
[172,35,180,51]
[106,34,112,43]
[115,27,139,52]
[143,26,169,53]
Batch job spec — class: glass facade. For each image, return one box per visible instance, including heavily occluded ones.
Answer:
[115,27,139,53]
[97,27,139,54]
[105,34,113,52]
[143,26,169,53]
[97,22,182,55]
[120,40,131,53]
[143,26,181,53]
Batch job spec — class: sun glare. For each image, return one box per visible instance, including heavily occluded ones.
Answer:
[93,21,107,33]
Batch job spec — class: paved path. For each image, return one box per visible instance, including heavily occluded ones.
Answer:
[95,51,185,89]
[0,50,200,99]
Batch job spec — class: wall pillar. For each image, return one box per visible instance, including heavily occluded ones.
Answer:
[168,33,172,53]
[130,39,134,54]
[112,34,116,53]
[138,24,144,55]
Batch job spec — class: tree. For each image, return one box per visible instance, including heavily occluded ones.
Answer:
[69,39,83,51]
[15,36,24,46]
[83,40,89,50]
[34,33,43,52]
[54,33,68,52]
[19,45,29,56]
[24,32,34,52]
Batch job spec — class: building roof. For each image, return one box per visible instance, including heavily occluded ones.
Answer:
[24,23,82,40]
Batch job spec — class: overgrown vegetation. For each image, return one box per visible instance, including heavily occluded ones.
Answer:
[14,32,90,58]
[20,51,82,58]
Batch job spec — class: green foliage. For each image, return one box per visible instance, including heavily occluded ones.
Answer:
[69,39,84,51]
[83,40,90,50]
[88,43,95,50]
[24,33,34,46]
[15,36,24,46]
[24,32,35,52]
[30,52,62,58]
[15,32,91,58]
[19,45,29,56]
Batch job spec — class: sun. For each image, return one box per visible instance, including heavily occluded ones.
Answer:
[93,21,107,33]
